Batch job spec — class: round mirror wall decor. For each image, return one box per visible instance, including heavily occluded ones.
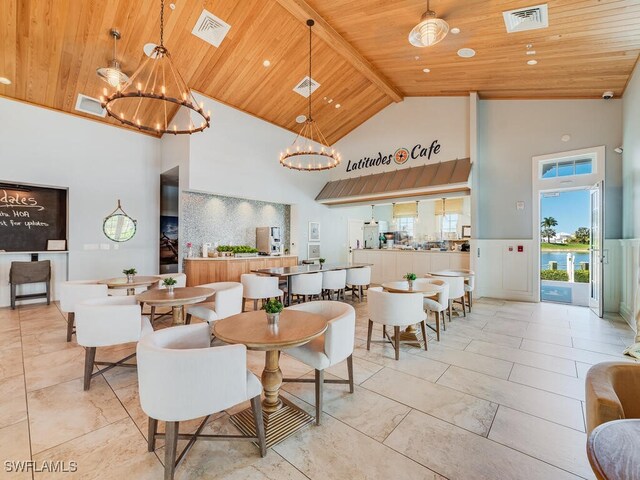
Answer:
[103,200,137,242]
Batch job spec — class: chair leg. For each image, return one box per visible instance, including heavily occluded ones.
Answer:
[10,284,15,310]
[448,302,453,322]
[250,395,267,457]
[420,321,428,351]
[462,296,467,317]
[46,280,50,305]
[359,285,363,302]
[347,354,354,393]
[382,325,386,339]
[367,320,373,351]
[83,347,96,391]
[66,312,75,342]
[164,421,179,480]
[469,291,473,309]
[434,311,440,341]
[150,306,156,323]
[441,311,446,331]
[394,326,400,360]
[253,299,258,311]
[147,417,158,452]
[315,369,324,425]
[185,313,192,325]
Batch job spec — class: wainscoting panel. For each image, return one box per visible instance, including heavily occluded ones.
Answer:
[619,239,640,332]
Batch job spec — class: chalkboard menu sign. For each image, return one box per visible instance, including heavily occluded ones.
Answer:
[0,184,67,252]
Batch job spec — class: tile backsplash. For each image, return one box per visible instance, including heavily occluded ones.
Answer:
[182,191,290,255]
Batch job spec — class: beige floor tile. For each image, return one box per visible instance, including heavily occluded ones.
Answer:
[466,340,577,375]
[353,343,449,382]
[0,341,24,381]
[384,409,580,480]
[438,366,585,431]
[576,362,594,379]
[274,409,443,480]
[33,417,163,480]
[323,354,382,385]
[0,327,21,349]
[0,420,32,480]
[571,337,626,356]
[417,343,514,379]
[362,367,498,436]
[509,363,585,401]
[520,339,633,365]
[444,324,523,348]
[23,346,85,392]
[28,376,127,454]
[489,406,594,479]
[283,373,411,442]
[483,317,530,337]
[21,328,78,358]
[0,374,27,429]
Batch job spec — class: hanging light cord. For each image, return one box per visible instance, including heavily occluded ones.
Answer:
[307,20,312,121]
[160,0,165,47]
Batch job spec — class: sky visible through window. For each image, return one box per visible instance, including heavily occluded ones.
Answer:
[540,189,590,235]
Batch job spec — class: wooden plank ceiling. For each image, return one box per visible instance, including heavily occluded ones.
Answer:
[0,0,639,141]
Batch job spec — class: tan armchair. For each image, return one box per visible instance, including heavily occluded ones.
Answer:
[585,362,640,434]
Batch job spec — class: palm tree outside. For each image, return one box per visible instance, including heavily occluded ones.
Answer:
[540,216,558,243]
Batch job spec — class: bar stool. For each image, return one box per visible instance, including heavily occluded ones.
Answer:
[346,266,371,302]
[240,274,283,311]
[321,269,346,300]
[60,280,109,342]
[290,272,323,303]
[9,260,51,309]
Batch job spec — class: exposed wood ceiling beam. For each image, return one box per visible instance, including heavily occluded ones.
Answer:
[275,0,404,103]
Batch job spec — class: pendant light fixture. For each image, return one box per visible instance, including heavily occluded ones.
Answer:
[97,29,129,88]
[409,0,449,48]
[101,0,210,135]
[280,19,341,171]
[369,205,377,226]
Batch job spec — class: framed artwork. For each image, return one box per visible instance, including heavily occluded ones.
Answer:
[47,239,66,251]
[309,221,320,242]
[462,225,471,238]
[308,243,320,260]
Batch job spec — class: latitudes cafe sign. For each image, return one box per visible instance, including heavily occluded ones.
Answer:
[344,139,442,173]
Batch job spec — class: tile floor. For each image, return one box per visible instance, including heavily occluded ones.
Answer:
[0,297,637,479]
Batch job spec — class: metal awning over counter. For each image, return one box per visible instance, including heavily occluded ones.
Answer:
[315,158,471,205]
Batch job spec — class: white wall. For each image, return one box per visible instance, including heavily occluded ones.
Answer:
[182,93,370,263]
[0,98,161,306]
[331,97,470,180]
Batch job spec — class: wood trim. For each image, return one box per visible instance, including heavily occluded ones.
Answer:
[275,0,403,103]
[319,187,471,206]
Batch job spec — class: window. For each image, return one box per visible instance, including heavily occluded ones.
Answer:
[442,214,458,234]
[540,158,592,179]
[396,217,415,237]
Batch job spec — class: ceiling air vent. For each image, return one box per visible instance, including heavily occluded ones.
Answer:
[503,4,549,33]
[293,76,320,98]
[191,9,231,48]
[75,94,106,117]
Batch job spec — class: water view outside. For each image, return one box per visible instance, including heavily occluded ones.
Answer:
[541,251,589,270]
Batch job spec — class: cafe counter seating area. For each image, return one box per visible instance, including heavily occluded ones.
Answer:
[2,1,640,479]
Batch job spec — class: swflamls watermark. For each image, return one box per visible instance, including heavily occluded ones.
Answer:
[4,460,78,473]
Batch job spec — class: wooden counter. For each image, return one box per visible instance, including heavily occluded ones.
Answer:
[184,255,298,286]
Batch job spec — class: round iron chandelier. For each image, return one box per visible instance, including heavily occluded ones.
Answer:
[279,19,341,171]
[100,0,209,135]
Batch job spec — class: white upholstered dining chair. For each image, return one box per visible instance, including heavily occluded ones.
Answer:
[432,275,466,321]
[416,278,449,341]
[366,287,427,360]
[346,266,371,302]
[241,273,284,311]
[290,272,323,303]
[185,282,243,326]
[60,280,109,342]
[75,296,151,390]
[321,269,346,300]
[137,322,266,480]
[283,301,356,425]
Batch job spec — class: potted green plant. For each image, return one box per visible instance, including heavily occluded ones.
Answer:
[123,268,137,283]
[319,258,326,268]
[163,277,177,294]
[262,298,284,325]
[403,272,417,290]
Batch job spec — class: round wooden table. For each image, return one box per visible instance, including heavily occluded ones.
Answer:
[136,287,214,325]
[98,275,160,296]
[587,419,640,480]
[214,309,327,448]
[429,269,475,278]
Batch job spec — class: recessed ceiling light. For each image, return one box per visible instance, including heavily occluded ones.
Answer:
[335,103,341,109]
[451,27,461,34]
[457,48,475,58]
[527,59,538,65]
[143,43,158,58]
[414,56,420,60]
[526,50,536,55]
[0,77,11,85]
[526,43,533,49]
[295,114,307,123]
[422,68,431,73]
[263,59,271,67]
[169,2,176,9]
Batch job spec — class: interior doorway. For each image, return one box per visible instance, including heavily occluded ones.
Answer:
[347,219,364,263]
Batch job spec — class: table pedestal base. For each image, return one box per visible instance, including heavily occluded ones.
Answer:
[230,397,314,449]
[171,305,185,325]
[392,324,425,348]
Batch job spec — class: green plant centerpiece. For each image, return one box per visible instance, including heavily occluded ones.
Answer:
[123,268,137,282]
[216,245,259,257]
[163,277,178,294]
[262,298,284,325]
[319,258,326,268]
[404,272,417,289]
